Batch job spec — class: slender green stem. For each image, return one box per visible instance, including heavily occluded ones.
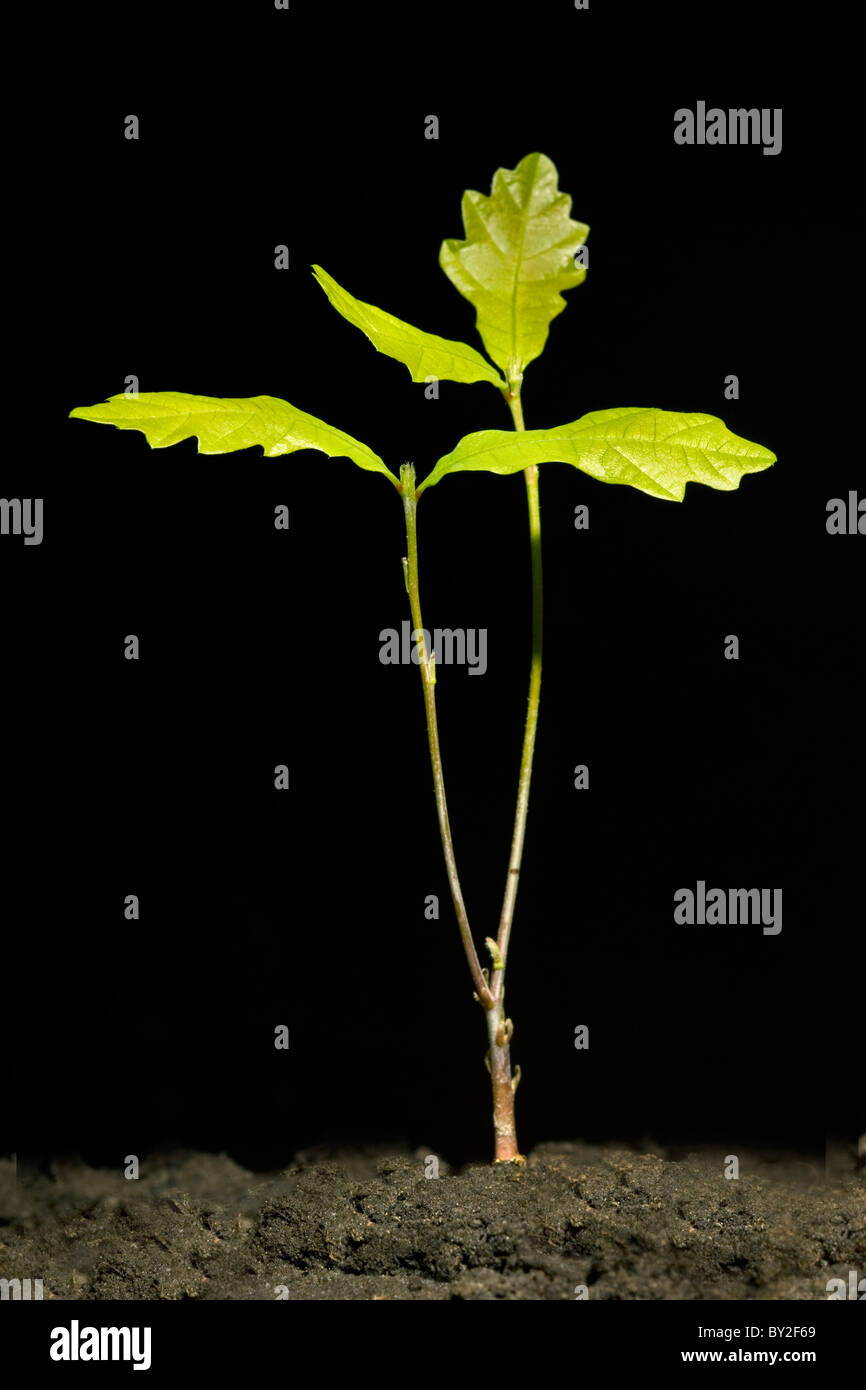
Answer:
[400,463,494,1011]
[506,387,526,433]
[492,382,543,1003]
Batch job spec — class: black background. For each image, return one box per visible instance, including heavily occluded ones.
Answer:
[5,3,861,1169]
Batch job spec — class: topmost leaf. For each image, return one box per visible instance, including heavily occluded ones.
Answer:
[439,152,588,382]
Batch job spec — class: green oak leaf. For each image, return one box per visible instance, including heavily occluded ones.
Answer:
[417,407,776,501]
[312,265,505,388]
[439,152,589,382]
[69,392,397,484]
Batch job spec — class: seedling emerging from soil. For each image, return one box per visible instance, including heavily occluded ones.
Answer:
[71,153,775,1163]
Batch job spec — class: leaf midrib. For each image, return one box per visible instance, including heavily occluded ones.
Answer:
[507,154,539,377]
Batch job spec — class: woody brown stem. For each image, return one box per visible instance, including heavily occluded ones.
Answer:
[486,999,522,1163]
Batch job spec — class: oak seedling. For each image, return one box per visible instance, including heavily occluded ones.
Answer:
[71,152,776,1163]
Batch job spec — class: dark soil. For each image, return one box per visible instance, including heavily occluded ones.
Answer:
[2,1143,863,1300]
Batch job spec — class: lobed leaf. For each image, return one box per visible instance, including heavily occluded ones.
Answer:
[439,152,589,381]
[312,265,504,388]
[69,392,397,483]
[418,407,776,500]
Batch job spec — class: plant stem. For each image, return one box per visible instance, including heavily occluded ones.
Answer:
[475,377,543,1165]
[494,382,542,982]
[400,463,493,1011]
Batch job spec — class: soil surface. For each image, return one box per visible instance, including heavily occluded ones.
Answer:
[2,1143,863,1300]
